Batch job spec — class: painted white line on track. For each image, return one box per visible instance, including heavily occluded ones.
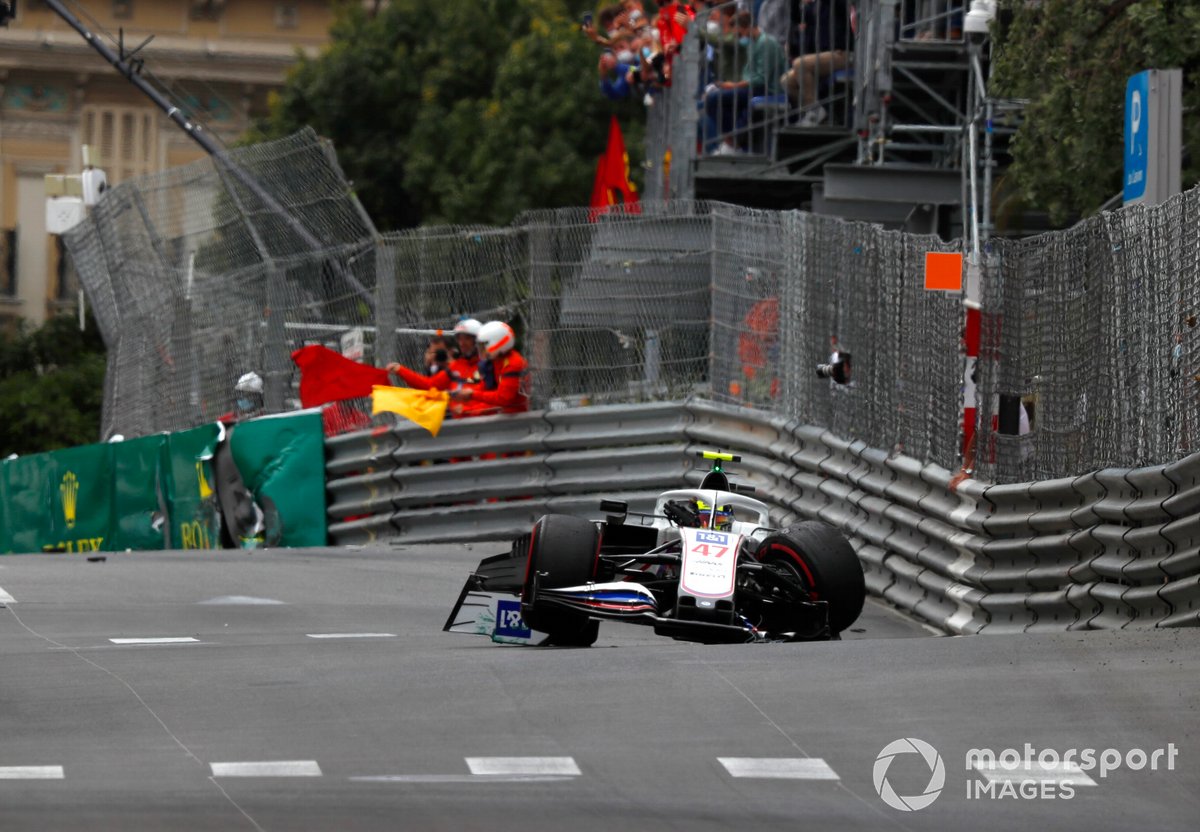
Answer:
[718,757,840,780]
[465,757,581,776]
[0,585,15,604]
[211,761,323,778]
[974,761,1097,786]
[349,774,576,784]
[0,766,64,779]
[305,633,397,639]
[109,637,199,645]
[198,596,286,606]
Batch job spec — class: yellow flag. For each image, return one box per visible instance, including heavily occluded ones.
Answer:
[371,385,450,436]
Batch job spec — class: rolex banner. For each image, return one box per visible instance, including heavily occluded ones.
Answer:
[162,424,223,551]
[0,415,324,554]
[2,442,118,554]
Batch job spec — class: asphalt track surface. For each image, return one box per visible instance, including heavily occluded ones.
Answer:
[0,544,1197,831]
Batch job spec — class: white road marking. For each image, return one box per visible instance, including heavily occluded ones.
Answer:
[0,585,15,604]
[465,757,581,776]
[305,633,396,639]
[211,761,323,778]
[718,757,840,780]
[0,766,64,779]
[198,596,286,605]
[109,637,199,645]
[349,774,576,784]
[973,760,1097,786]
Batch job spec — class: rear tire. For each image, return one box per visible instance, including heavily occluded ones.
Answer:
[756,521,865,635]
[521,514,601,647]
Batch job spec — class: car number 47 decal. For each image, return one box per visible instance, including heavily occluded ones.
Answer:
[690,542,729,558]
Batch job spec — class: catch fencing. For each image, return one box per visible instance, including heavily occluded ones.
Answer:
[63,128,1200,482]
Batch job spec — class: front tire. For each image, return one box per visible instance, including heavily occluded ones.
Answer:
[521,514,601,646]
[756,521,865,635]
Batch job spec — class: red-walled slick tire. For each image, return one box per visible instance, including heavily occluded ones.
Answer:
[756,521,865,635]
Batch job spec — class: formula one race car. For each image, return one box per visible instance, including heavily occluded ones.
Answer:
[444,452,866,646]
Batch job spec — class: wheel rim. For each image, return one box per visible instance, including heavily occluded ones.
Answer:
[764,544,819,601]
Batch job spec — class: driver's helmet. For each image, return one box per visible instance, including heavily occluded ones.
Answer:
[696,500,733,531]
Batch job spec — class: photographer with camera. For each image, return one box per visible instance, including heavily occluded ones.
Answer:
[387,318,487,418]
[423,333,455,376]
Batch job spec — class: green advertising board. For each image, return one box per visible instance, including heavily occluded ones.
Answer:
[162,424,223,550]
[228,412,327,548]
[2,442,114,553]
[110,434,170,552]
[1,415,326,554]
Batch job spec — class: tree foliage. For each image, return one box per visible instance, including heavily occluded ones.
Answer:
[254,0,644,229]
[0,315,107,456]
[992,0,1200,224]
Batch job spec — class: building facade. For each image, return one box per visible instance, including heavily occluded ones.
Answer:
[0,0,336,329]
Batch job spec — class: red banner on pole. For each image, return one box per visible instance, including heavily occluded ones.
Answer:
[589,115,640,221]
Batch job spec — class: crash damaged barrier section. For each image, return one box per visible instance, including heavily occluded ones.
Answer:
[325,400,1200,634]
[0,411,327,554]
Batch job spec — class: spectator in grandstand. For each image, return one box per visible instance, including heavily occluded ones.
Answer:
[598,51,638,101]
[581,4,624,48]
[702,10,787,154]
[584,3,647,72]
[756,0,792,52]
[698,2,746,85]
[451,321,530,415]
[656,0,695,65]
[618,0,652,36]
[583,0,706,105]
[782,0,851,126]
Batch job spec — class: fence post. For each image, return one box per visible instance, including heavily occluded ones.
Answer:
[670,35,700,201]
[263,266,289,412]
[528,220,554,408]
[374,242,398,367]
[780,211,804,419]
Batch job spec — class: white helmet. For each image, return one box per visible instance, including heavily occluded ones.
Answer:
[235,371,263,394]
[453,317,482,338]
[478,321,516,357]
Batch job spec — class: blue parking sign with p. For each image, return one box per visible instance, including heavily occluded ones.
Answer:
[1124,71,1149,203]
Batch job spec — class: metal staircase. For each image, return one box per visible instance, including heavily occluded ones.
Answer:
[689,0,1021,240]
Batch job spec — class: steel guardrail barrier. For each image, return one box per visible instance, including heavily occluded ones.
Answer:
[325,400,1200,634]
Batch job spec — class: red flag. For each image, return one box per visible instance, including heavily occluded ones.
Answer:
[291,344,390,408]
[589,115,640,221]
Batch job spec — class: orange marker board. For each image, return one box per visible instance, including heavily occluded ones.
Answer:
[924,252,963,292]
